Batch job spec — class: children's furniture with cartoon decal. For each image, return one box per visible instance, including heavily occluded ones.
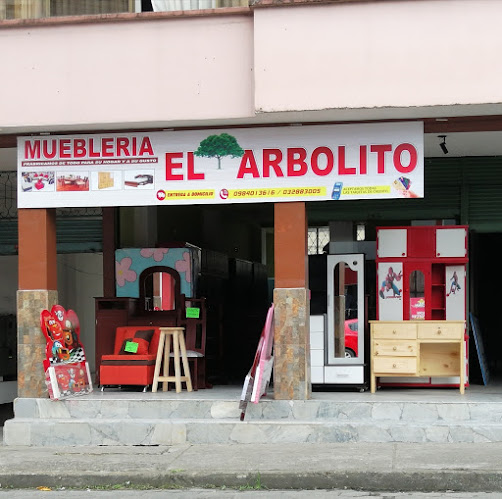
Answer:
[40,305,93,400]
[374,225,468,389]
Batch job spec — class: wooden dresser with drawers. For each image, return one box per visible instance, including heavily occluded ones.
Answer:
[369,320,466,394]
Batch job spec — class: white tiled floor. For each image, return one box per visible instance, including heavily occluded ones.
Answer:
[89,381,502,403]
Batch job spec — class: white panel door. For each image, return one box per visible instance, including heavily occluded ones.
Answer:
[377,229,407,257]
[377,262,404,321]
[445,265,466,320]
[436,228,467,257]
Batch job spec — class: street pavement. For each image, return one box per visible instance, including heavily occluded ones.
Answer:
[1,490,502,498]
[1,442,502,493]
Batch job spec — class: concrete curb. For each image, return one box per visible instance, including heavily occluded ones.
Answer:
[1,470,502,492]
[3,441,502,492]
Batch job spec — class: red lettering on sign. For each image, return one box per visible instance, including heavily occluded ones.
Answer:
[59,139,71,158]
[263,149,284,178]
[138,137,154,156]
[311,147,334,176]
[88,138,100,158]
[370,144,392,174]
[116,138,130,157]
[359,145,367,175]
[101,138,114,157]
[287,148,307,177]
[25,141,40,159]
[74,139,86,158]
[393,143,417,173]
[23,136,155,160]
[237,150,260,178]
[42,140,57,159]
[187,152,204,180]
[165,152,184,181]
[337,146,356,175]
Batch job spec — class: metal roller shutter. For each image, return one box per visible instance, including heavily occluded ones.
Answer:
[307,157,502,229]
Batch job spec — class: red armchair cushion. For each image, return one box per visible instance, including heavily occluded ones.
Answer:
[114,328,156,355]
[100,326,161,387]
[118,336,151,355]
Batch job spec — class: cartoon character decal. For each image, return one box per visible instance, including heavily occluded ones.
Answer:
[447,270,462,297]
[40,305,92,400]
[379,266,403,299]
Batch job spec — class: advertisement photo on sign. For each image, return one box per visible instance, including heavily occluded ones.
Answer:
[56,172,89,192]
[124,170,155,189]
[91,171,123,191]
[21,171,55,192]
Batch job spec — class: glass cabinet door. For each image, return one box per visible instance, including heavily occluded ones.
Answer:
[326,254,364,364]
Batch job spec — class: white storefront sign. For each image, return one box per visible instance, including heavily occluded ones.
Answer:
[17,122,423,208]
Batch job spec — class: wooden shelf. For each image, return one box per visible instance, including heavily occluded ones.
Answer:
[370,320,465,394]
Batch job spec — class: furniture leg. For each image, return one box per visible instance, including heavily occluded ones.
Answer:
[192,360,198,391]
[173,331,182,393]
[152,331,165,393]
[163,333,171,392]
[460,336,465,394]
[178,330,193,392]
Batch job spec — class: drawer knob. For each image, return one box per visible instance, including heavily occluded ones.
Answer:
[392,364,397,368]
[392,330,397,334]
[393,346,397,351]
[437,329,442,335]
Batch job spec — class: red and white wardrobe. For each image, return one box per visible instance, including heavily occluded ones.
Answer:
[376,225,469,388]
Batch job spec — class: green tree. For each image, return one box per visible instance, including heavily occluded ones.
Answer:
[194,133,244,170]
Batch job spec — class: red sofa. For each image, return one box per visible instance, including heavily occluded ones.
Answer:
[99,326,161,390]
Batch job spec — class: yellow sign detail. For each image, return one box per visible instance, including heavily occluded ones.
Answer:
[228,187,326,199]
[342,185,391,195]
[163,190,215,199]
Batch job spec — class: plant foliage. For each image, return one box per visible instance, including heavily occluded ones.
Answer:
[194,133,245,169]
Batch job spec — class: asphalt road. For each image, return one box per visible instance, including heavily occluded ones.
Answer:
[0,490,501,498]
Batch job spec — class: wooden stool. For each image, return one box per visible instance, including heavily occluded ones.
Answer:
[152,327,193,393]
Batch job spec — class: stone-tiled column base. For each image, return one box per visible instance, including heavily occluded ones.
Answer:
[17,290,58,398]
[273,288,311,400]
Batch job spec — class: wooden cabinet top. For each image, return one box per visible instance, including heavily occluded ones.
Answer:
[369,320,465,324]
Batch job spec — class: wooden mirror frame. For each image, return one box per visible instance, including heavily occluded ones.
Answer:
[138,266,182,315]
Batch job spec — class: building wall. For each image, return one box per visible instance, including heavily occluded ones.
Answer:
[57,253,103,375]
[0,14,254,131]
[0,253,102,374]
[3,1,502,133]
[253,1,502,113]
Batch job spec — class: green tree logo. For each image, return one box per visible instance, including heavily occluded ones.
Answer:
[194,133,244,170]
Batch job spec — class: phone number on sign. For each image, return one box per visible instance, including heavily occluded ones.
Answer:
[228,187,325,199]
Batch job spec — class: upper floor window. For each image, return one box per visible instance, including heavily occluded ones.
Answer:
[151,0,247,11]
[0,0,247,20]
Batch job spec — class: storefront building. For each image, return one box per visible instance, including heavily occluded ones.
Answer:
[2,0,502,402]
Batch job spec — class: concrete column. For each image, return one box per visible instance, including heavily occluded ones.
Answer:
[17,208,58,398]
[273,202,311,400]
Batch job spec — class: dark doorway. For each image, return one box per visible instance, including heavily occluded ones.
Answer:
[470,232,502,380]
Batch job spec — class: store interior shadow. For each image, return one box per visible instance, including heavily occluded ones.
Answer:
[0,403,13,427]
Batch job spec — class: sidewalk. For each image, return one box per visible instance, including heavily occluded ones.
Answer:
[1,442,502,492]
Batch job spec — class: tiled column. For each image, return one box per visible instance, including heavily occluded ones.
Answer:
[273,202,311,400]
[17,209,58,398]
